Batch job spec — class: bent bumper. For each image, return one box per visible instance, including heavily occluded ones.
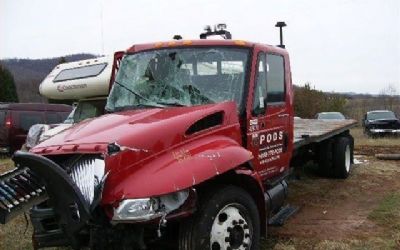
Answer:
[0,167,47,224]
[3,151,91,249]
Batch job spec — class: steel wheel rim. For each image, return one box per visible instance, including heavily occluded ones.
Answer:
[345,144,351,172]
[210,203,252,250]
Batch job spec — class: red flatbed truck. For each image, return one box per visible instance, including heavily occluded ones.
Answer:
[0,24,356,250]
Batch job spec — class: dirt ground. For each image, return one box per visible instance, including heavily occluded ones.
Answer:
[265,128,400,250]
[0,127,399,250]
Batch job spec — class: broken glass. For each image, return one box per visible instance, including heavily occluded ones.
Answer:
[106,47,249,113]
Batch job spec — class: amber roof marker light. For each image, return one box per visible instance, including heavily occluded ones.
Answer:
[275,21,287,49]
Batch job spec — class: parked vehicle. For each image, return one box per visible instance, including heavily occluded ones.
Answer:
[0,24,357,249]
[0,103,71,154]
[25,55,121,149]
[316,112,345,120]
[26,97,107,149]
[39,56,113,100]
[363,110,400,136]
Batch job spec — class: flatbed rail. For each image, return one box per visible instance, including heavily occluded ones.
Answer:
[294,119,358,150]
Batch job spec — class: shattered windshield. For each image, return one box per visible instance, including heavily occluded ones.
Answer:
[106,47,249,112]
[367,111,396,120]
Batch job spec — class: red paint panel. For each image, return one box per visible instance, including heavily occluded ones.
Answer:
[101,135,253,204]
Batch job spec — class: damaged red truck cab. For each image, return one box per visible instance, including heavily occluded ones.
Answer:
[1,33,355,250]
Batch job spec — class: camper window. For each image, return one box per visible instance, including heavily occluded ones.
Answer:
[54,63,107,82]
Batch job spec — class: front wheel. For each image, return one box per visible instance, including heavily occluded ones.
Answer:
[179,186,260,250]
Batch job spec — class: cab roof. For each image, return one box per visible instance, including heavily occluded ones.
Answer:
[126,39,288,55]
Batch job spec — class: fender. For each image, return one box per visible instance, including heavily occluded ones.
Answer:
[101,135,254,204]
[234,167,267,237]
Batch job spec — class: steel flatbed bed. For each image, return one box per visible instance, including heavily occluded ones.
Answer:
[294,119,358,150]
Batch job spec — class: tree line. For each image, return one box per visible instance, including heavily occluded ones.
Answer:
[1,57,398,122]
[294,83,400,121]
[0,64,18,102]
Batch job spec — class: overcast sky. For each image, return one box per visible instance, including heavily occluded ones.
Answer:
[1,0,399,94]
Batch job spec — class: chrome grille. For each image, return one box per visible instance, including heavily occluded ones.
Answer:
[70,157,105,205]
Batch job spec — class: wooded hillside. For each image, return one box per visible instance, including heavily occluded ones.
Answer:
[0,54,96,102]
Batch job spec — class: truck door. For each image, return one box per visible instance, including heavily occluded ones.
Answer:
[247,51,291,179]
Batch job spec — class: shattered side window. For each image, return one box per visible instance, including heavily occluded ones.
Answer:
[181,63,194,75]
[197,62,217,75]
[106,47,249,113]
[221,61,243,74]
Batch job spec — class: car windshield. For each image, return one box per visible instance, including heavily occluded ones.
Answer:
[367,111,396,120]
[106,47,249,112]
[73,99,106,123]
[64,108,75,124]
[318,112,345,120]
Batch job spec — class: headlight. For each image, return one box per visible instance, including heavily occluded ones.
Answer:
[113,198,160,221]
[112,189,189,222]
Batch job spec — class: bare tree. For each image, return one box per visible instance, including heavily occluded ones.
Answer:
[379,84,399,111]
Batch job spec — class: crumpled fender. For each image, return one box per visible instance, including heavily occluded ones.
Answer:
[102,135,253,204]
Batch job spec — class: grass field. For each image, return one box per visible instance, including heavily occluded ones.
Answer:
[0,127,399,249]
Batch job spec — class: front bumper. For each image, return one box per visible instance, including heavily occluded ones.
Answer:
[4,151,91,249]
[369,129,400,134]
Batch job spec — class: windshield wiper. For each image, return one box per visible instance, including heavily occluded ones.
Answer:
[155,101,187,107]
[114,81,163,107]
[110,104,164,112]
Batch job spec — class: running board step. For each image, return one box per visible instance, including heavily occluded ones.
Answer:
[0,167,48,224]
[268,204,299,227]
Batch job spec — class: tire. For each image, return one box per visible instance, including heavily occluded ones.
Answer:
[316,139,334,177]
[348,135,354,164]
[178,186,260,250]
[333,136,352,179]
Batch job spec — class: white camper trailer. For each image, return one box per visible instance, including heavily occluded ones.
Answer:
[39,56,113,100]
[26,56,118,149]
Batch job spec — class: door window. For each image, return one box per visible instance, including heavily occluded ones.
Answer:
[252,53,267,115]
[19,113,43,131]
[266,54,285,103]
[46,112,60,124]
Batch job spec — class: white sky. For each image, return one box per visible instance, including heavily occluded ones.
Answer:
[1,0,399,94]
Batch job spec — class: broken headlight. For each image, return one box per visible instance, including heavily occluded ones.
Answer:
[112,189,189,222]
[26,124,49,149]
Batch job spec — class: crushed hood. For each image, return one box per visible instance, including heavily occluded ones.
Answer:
[31,102,239,155]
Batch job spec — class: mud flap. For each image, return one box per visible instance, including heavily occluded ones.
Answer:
[12,151,91,249]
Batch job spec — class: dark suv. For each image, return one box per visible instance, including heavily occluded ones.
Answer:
[363,110,400,137]
[0,103,72,153]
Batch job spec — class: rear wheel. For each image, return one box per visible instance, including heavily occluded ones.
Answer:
[179,186,260,250]
[316,139,334,177]
[333,136,352,179]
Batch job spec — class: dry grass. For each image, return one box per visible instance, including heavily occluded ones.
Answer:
[0,158,34,250]
[0,157,14,173]
[351,127,400,147]
[264,159,400,249]
[263,128,400,250]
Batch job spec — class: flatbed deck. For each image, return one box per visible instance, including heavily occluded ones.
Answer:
[294,119,358,149]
